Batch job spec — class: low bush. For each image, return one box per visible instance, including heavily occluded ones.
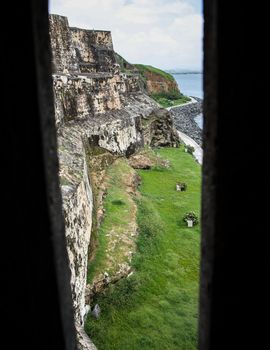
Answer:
[98,275,140,309]
[185,145,195,154]
[183,211,199,225]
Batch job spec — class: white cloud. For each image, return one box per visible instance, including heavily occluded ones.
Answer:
[49,0,203,70]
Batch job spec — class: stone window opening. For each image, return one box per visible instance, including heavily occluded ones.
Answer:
[6,1,267,349]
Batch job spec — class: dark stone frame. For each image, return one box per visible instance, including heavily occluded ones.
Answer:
[3,0,268,349]
[200,1,268,349]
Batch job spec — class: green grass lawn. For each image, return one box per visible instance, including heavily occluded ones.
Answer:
[152,95,191,108]
[85,147,201,349]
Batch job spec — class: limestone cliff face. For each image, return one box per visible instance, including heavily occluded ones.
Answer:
[134,64,181,97]
[49,14,179,349]
[145,70,180,95]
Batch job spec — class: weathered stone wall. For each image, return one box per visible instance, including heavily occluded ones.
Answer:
[53,74,124,127]
[71,28,113,51]
[49,15,115,75]
[62,157,93,325]
[56,93,177,162]
[71,28,115,73]
[122,74,143,94]
[49,14,79,73]
[52,73,145,127]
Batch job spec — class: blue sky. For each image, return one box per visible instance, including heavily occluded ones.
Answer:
[49,0,203,71]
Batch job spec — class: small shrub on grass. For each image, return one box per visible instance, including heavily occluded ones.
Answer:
[185,145,195,154]
[183,211,199,225]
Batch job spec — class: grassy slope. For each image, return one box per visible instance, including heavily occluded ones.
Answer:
[86,147,201,349]
[134,64,175,82]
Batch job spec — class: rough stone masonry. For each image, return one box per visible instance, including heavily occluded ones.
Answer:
[49,14,179,349]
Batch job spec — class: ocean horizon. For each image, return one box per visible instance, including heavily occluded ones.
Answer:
[172,72,203,99]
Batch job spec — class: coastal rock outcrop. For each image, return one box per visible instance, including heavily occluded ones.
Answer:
[49,14,179,349]
[170,97,203,146]
[134,64,181,97]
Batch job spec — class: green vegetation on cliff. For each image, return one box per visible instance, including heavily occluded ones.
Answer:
[151,93,191,108]
[134,64,191,108]
[85,146,201,349]
[134,64,175,82]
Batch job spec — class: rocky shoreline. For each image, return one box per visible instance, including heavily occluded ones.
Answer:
[170,97,203,146]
